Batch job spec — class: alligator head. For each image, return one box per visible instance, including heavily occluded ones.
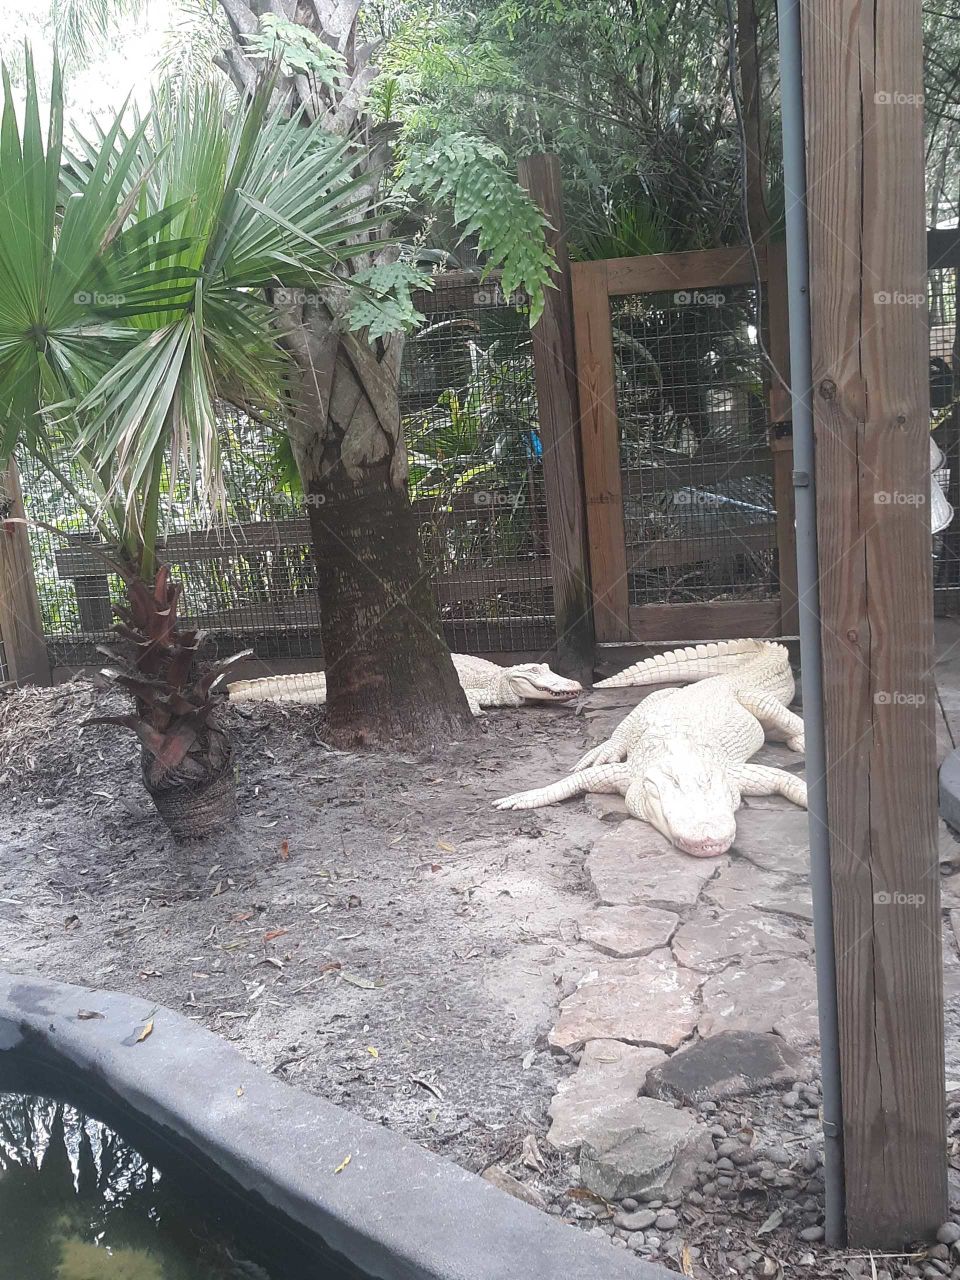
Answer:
[505,663,582,704]
[625,738,741,858]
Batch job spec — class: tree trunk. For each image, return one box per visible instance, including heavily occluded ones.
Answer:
[216,0,475,748]
[305,460,471,747]
[284,315,474,748]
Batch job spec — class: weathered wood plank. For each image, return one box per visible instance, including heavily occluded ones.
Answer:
[625,599,781,642]
[623,454,773,490]
[0,462,51,684]
[603,246,767,297]
[571,260,630,641]
[626,521,776,570]
[518,154,594,678]
[803,0,945,1243]
[928,227,960,271]
[766,242,798,634]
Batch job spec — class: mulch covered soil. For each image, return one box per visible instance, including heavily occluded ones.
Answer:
[2,678,960,1280]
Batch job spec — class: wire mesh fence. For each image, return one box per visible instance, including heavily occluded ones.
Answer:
[930,261,960,604]
[19,273,551,669]
[610,283,777,610]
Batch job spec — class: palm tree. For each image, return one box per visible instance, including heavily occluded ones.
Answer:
[48,0,555,749]
[0,51,434,837]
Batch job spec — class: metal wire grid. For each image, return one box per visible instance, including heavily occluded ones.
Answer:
[931,264,960,601]
[21,274,550,665]
[610,284,776,608]
[406,277,552,651]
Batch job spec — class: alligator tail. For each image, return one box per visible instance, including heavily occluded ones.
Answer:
[594,639,784,688]
[229,672,328,705]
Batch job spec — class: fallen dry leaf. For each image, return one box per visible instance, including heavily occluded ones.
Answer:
[756,1207,785,1236]
[279,839,289,861]
[437,840,455,853]
[681,1243,694,1277]
[340,971,376,989]
[263,928,288,943]
[521,1134,546,1173]
[135,1019,154,1044]
[365,1046,379,1059]
[236,1087,245,1097]
[563,1187,609,1207]
[333,1154,351,1174]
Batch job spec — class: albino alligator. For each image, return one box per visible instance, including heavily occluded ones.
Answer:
[495,639,806,857]
[228,654,581,717]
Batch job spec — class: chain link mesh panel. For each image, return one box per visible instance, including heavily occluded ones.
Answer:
[20,275,550,668]
[610,283,777,609]
[931,262,960,605]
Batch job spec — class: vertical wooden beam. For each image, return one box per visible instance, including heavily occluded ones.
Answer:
[570,260,630,642]
[517,154,595,678]
[737,0,771,245]
[0,461,51,685]
[802,0,946,1245]
[767,242,799,634]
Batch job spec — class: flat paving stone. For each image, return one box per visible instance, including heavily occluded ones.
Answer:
[703,857,814,923]
[579,905,680,958]
[697,956,819,1047]
[547,1039,667,1151]
[579,1097,713,1201]
[672,907,811,971]
[583,793,630,823]
[645,1030,810,1105]
[730,806,811,874]
[587,827,726,911]
[549,949,702,1051]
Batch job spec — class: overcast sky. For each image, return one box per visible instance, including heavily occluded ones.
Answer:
[0,0,179,121]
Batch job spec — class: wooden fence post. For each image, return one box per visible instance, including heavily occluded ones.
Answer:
[766,242,799,635]
[517,154,595,680]
[802,0,946,1244]
[0,461,51,685]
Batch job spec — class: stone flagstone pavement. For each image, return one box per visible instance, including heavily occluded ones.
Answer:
[542,655,960,1200]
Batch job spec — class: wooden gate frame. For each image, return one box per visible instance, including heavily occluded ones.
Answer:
[571,243,796,644]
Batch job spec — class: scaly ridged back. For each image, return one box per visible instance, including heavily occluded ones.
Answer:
[594,639,789,689]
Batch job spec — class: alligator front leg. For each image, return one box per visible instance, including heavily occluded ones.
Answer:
[732,763,807,808]
[494,763,631,811]
[464,690,486,717]
[575,689,678,769]
[736,690,805,753]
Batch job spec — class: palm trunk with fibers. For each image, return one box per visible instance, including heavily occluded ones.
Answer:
[285,319,472,747]
[215,0,475,748]
[87,566,249,840]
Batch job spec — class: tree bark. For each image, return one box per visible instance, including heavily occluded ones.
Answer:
[216,0,475,748]
[281,308,473,747]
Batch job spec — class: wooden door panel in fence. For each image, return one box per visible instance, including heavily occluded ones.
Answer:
[572,245,793,644]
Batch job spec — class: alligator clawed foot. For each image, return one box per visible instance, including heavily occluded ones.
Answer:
[787,734,805,753]
[493,792,536,810]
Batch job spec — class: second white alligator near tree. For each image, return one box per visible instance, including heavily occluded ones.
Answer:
[495,639,807,858]
[228,654,582,717]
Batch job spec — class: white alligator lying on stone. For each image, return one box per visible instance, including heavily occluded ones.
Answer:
[495,639,806,858]
[228,654,582,717]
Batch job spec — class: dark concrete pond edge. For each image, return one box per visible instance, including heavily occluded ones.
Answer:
[941,748,960,835]
[0,972,673,1280]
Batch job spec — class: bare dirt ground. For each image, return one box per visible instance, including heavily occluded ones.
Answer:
[0,681,601,1178]
[4,677,960,1280]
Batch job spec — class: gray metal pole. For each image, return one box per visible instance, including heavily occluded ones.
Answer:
[775,0,846,1246]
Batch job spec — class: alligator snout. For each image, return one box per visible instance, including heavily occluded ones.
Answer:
[672,833,735,858]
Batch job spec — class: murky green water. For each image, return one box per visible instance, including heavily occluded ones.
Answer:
[0,1093,274,1280]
